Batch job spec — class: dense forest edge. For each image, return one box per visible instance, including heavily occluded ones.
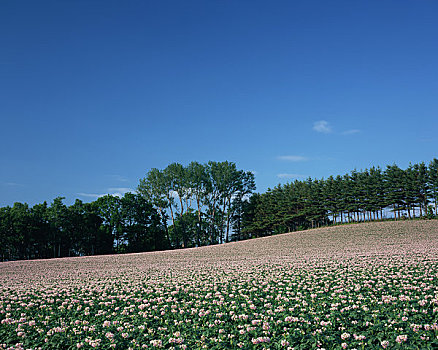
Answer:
[1,159,438,262]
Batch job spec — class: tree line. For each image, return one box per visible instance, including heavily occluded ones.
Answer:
[240,159,438,239]
[0,193,166,261]
[0,161,255,261]
[0,159,437,261]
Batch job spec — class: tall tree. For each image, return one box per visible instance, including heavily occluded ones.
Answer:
[0,206,13,261]
[412,162,430,217]
[31,201,51,258]
[48,197,69,258]
[384,165,405,220]
[205,161,226,244]
[429,158,438,215]
[368,166,386,220]
[120,192,165,252]
[187,161,210,246]
[138,168,172,247]
[164,163,190,247]
[94,195,122,252]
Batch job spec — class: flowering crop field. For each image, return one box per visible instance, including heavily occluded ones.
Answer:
[1,220,438,350]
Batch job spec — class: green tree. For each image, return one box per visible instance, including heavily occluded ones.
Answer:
[384,165,405,220]
[31,201,51,258]
[48,197,70,258]
[94,195,122,252]
[12,202,29,259]
[368,166,386,220]
[0,206,14,261]
[67,199,111,256]
[120,192,165,252]
[137,168,172,248]
[187,161,210,246]
[412,162,430,217]
[428,158,438,215]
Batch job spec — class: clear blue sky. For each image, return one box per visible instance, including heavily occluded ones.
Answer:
[1,0,437,207]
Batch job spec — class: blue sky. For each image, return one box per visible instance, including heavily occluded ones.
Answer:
[1,0,437,207]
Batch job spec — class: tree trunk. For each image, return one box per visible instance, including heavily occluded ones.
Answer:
[210,206,216,245]
[179,195,184,218]
[226,216,231,242]
[179,204,187,249]
[168,203,175,229]
[222,198,227,244]
[157,208,171,249]
[196,197,202,247]
[225,197,231,243]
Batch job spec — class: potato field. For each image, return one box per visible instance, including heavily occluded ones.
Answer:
[1,220,437,349]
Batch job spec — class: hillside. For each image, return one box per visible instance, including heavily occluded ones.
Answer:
[1,220,438,349]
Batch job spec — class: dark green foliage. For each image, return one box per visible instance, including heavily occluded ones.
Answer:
[120,193,166,253]
[240,159,438,237]
[429,158,438,215]
[0,193,165,261]
[1,158,437,261]
[138,161,256,248]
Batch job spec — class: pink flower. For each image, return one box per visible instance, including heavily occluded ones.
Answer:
[396,335,407,343]
[341,332,350,340]
[380,340,389,348]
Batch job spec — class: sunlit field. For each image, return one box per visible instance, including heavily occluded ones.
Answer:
[1,220,438,349]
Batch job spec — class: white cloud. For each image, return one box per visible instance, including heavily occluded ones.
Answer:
[77,192,104,199]
[77,187,135,200]
[277,173,306,179]
[313,120,332,133]
[110,192,126,198]
[277,155,308,162]
[108,187,134,193]
[3,182,24,187]
[107,187,136,198]
[342,129,360,135]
